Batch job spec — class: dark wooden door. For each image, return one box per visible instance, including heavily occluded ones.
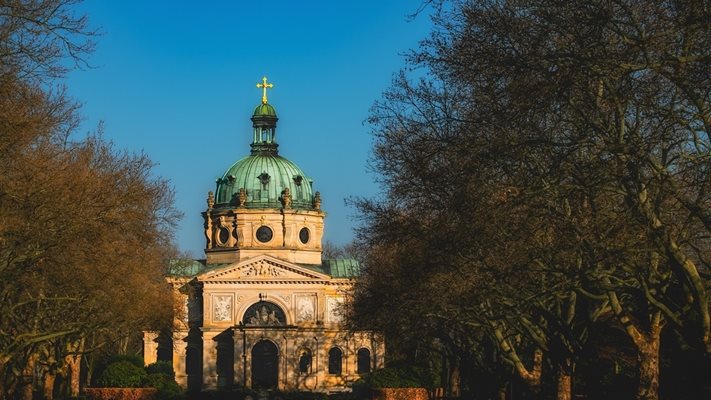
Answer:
[251,340,278,389]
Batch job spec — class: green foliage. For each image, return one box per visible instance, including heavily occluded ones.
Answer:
[326,393,357,400]
[354,365,435,389]
[144,373,182,400]
[146,361,175,379]
[109,354,146,369]
[96,361,147,388]
[275,392,328,400]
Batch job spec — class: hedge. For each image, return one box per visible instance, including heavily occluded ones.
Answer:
[84,388,157,400]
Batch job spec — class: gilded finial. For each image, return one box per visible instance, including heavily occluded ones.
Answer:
[256,76,274,104]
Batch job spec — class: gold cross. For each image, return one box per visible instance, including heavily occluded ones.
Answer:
[256,76,274,104]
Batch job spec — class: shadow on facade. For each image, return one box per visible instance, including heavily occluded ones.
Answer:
[215,329,235,389]
[185,328,203,392]
[156,333,173,363]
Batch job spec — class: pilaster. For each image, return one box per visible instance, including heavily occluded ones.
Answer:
[172,332,188,388]
[202,329,219,389]
[142,331,159,366]
[233,327,248,387]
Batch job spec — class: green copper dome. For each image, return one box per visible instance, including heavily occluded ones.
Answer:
[214,154,315,209]
[213,85,318,210]
[253,103,277,117]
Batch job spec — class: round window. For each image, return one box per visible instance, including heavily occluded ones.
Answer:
[217,227,230,245]
[299,227,310,244]
[256,226,273,243]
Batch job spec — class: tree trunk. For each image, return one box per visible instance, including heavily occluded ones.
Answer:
[636,327,661,400]
[519,348,543,392]
[44,372,56,400]
[448,357,461,398]
[84,341,96,389]
[491,323,543,393]
[64,337,85,397]
[65,353,82,397]
[85,357,93,389]
[556,363,572,400]
[16,353,37,400]
[0,358,6,398]
[606,287,663,400]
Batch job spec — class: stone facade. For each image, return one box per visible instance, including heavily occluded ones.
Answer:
[154,256,384,392]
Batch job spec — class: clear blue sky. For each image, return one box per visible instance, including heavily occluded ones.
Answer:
[66,1,433,257]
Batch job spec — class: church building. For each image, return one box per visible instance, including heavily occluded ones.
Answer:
[143,78,384,393]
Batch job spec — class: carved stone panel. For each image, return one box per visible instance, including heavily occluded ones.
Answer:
[212,294,234,323]
[243,263,283,277]
[295,294,316,322]
[326,296,343,323]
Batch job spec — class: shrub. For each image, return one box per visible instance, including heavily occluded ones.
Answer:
[145,361,175,379]
[108,354,146,368]
[327,392,358,400]
[277,392,328,400]
[96,361,148,388]
[93,354,146,386]
[354,365,435,390]
[144,373,182,400]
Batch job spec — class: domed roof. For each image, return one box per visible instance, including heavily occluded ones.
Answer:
[214,153,315,209]
[253,103,277,117]
[213,77,318,210]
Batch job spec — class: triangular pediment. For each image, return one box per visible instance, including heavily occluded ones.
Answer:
[198,255,330,282]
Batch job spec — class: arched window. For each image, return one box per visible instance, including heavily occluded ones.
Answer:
[298,349,312,374]
[357,348,371,374]
[328,347,342,375]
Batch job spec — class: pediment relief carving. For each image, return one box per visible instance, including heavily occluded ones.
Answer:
[199,256,328,282]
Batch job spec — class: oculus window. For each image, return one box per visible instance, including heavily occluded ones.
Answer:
[256,226,273,243]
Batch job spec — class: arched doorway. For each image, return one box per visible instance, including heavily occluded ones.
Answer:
[251,340,278,389]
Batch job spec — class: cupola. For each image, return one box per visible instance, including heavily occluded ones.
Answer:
[203,77,325,265]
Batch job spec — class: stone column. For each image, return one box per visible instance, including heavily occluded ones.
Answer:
[173,331,188,388]
[143,331,159,366]
[202,329,219,389]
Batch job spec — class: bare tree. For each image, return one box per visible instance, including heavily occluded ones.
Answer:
[351,1,711,399]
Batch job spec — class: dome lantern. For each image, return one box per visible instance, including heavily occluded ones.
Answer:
[251,77,279,155]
